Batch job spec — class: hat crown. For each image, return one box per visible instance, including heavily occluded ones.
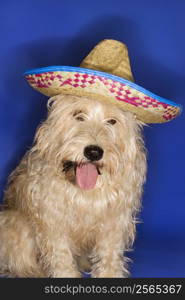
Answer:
[80,39,134,82]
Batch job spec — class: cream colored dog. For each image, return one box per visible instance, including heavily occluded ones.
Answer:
[0,94,146,277]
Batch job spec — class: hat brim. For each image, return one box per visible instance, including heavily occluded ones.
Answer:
[24,66,182,123]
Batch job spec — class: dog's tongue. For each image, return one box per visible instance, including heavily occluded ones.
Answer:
[76,163,98,190]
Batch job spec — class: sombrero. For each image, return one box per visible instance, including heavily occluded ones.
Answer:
[24,39,182,123]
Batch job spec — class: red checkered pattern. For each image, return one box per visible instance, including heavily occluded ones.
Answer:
[162,106,179,121]
[60,73,97,88]
[26,71,178,121]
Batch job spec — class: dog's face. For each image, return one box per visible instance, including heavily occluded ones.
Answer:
[35,95,144,190]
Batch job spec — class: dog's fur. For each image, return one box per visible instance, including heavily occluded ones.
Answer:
[0,95,146,277]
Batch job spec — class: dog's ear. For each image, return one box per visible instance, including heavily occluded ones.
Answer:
[47,94,75,112]
[47,95,59,110]
[120,110,146,129]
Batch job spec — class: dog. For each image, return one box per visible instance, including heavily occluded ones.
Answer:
[0,94,146,277]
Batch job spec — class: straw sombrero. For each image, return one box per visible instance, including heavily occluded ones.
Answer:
[24,39,182,123]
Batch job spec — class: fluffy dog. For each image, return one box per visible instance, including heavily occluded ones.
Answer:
[0,94,146,277]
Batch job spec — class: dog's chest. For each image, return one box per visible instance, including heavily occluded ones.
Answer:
[63,189,119,243]
[40,178,120,246]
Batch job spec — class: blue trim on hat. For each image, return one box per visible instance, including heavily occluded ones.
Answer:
[24,66,182,110]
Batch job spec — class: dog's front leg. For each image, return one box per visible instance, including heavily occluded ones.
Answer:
[91,223,128,278]
[37,229,81,278]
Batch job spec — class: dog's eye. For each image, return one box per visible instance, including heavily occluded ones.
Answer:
[73,110,85,121]
[107,119,117,125]
[75,116,85,121]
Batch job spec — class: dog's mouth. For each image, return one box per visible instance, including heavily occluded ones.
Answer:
[62,161,101,190]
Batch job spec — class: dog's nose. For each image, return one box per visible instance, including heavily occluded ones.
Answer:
[84,145,104,161]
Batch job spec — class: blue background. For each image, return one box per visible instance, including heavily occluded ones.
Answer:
[0,0,184,277]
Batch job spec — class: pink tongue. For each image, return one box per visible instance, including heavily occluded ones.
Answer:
[76,163,98,190]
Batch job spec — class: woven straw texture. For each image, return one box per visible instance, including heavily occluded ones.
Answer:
[80,39,134,82]
[25,70,180,123]
[24,39,181,123]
